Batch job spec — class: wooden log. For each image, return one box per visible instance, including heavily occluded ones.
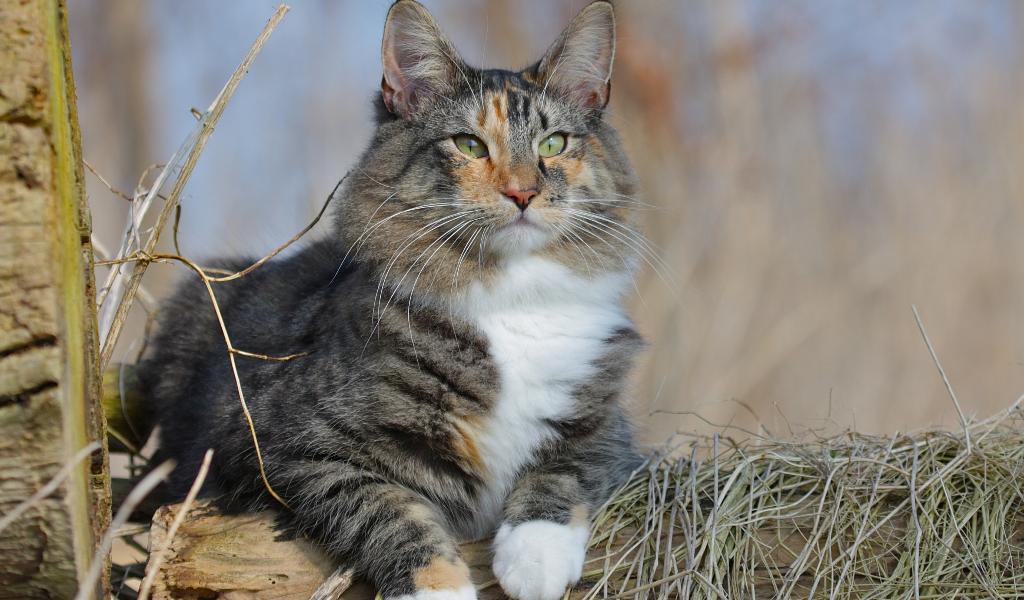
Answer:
[147,502,507,600]
[147,502,345,600]
[0,0,110,597]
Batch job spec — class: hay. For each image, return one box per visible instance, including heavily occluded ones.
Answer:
[570,409,1024,599]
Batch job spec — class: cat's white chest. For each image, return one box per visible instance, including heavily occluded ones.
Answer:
[451,257,630,537]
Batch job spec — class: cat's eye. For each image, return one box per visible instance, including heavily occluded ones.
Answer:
[538,133,567,157]
[453,134,489,158]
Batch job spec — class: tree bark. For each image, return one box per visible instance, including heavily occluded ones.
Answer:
[0,0,110,597]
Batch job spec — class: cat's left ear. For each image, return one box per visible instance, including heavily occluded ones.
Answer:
[531,1,616,110]
[381,0,465,118]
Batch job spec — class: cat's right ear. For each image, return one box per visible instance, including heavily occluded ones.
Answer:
[381,0,463,119]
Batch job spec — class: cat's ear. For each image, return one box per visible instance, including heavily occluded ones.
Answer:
[532,1,616,110]
[380,0,464,118]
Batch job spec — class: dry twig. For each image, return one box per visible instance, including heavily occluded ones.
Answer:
[97,166,342,509]
[137,449,214,600]
[84,159,133,201]
[74,460,176,600]
[912,304,972,453]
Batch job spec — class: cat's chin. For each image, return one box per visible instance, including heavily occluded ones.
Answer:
[487,218,553,257]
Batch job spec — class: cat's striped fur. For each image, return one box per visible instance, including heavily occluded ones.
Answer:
[141,2,646,600]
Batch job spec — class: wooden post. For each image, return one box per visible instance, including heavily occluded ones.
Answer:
[0,0,111,598]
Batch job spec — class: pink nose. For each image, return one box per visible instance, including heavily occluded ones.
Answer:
[501,185,539,210]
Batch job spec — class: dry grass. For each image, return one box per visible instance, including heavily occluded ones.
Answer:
[572,408,1024,599]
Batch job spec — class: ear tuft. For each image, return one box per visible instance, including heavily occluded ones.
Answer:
[534,1,616,110]
[381,0,464,118]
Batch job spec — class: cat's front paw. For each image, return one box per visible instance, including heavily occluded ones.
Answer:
[388,556,477,600]
[492,520,589,600]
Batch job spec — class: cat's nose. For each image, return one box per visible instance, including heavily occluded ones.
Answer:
[501,185,539,211]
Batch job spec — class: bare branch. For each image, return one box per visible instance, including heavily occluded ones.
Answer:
[98,4,292,370]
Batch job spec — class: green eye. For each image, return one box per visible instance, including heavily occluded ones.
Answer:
[453,134,488,158]
[538,133,567,157]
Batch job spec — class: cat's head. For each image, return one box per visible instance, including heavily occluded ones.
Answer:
[339,0,641,297]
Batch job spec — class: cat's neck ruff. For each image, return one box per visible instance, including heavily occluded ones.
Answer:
[453,255,633,320]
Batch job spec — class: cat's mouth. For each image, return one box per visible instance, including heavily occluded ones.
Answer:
[490,210,552,254]
[501,213,539,229]
[499,208,546,230]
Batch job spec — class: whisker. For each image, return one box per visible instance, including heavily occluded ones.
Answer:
[565,209,678,293]
[400,218,484,358]
[566,208,674,275]
[449,227,482,325]
[398,218,479,312]
[562,214,650,307]
[568,197,663,211]
[569,209,661,254]
[360,214,475,356]
[334,200,471,281]
[452,227,481,294]
[354,166,396,190]
[565,212,651,305]
[401,222,469,365]
[372,210,480,318]
[553,220,595,277]
[570,214,668,285]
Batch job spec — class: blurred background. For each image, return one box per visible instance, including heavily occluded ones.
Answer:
[70,0,1024,445]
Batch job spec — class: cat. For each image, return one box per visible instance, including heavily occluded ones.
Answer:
[140,2,647,599]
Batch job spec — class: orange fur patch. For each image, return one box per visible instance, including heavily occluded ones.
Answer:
[586,135,607,160]
[491,94,506,122]
[413,555,471,591]
[452,418,486,473]
[452,158,498,203]
[552,153,584,181]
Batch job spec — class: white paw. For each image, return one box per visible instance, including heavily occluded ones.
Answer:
[492,520,589,600]
[389,584,477,600]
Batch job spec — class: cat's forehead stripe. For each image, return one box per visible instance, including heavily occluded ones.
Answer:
[508,91,530,127]
[477,91,509,153]
[490,95,505,123]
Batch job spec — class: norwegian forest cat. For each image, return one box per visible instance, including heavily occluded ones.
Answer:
[141,2,647,599]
